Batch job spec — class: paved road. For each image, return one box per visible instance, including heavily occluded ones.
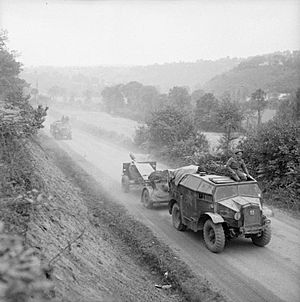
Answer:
[46,119,300,302]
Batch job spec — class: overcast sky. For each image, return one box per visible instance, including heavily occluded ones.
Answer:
[0,0,299,67]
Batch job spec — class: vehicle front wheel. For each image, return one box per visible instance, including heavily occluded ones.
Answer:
[251,225,271,247]
[203,220,225,253]
[141,189,153,209]
[171,203,185,231]
[121,175,130,193]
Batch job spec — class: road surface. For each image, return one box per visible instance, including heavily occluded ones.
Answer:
[46,120,300,302]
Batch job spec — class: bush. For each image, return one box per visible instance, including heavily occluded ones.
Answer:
[166,133,209,164]
[0,222,51,302]
[239,118,300,208]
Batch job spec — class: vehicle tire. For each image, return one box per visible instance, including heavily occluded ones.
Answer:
[251,225,271,247]
[203,219,225,253]
[171,203,185,231]
[141,189,153,209]
[121,175,130,193]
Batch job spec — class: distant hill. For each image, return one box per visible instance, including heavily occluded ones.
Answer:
[203,51,300,99]
[21,58,241,94]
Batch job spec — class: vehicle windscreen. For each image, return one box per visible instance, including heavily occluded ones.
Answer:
[215,183,261,201]
[215,186,238,201]
[238,183,261,197]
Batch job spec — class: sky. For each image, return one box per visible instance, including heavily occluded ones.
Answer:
[0,0,300,67]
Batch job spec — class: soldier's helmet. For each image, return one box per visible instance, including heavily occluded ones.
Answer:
[234,149,243,155]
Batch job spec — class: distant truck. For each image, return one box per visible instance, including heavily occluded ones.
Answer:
[50,117,72,140]
[168,166,272,253]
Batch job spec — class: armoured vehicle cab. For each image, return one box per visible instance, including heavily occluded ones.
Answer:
[169,173,272,253]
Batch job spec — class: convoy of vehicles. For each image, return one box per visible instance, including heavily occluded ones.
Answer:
[121,157,272,253]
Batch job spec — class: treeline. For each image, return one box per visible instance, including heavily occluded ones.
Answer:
[102,81,272,133]
[121,83,273,163]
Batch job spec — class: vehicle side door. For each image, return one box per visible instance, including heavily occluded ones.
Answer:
[181,187,195,221]
[195,192,214,219]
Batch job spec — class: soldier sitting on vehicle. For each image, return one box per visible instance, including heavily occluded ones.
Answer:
[226,149,250,182]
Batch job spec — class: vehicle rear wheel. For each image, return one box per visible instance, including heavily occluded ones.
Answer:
[121,175,130,193]
[203,219,225,253]
[251,225,271,247]
[141,189,153,209]
[172,203,185,231]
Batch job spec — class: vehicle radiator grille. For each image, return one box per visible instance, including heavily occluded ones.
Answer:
[243,205,261,227]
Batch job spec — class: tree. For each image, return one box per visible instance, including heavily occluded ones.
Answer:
[194,93,219,131]
[276,88,300,121]
[0,31,48,139]
[101,84,125,113]
[147,105,195,148]
[215,99,243,155]
[191,89,205,106]
[249,89,267,126]
[122,81,161,118]
[167,86,191,110]
[135,104,209,163]
[0,31,27,99]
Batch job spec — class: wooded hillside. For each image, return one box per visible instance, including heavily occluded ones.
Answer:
[203,51,300,99]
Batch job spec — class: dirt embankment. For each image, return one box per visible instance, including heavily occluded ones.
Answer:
[1,134,224,302]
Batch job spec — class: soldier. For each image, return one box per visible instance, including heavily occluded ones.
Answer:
[226,149,250,181]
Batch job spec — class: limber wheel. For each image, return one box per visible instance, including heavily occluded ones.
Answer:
[121,176,130,193]
[141,189,153,209]
[171,203,185,231]
[203,219,225,253]
[251,225,271,247]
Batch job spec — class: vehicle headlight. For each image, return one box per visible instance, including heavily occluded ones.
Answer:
[234,212,241,220]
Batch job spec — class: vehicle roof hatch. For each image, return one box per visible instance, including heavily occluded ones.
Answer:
[208,176,235,184]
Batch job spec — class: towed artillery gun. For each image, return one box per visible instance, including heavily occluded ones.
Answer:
[121,153,170,208]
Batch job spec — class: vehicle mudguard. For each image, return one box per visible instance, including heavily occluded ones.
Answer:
[168,199,177,215]
[141,186,153,201]
[204,212,224,224]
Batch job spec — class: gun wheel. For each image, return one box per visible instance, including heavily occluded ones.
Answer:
[142,189,152,209]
